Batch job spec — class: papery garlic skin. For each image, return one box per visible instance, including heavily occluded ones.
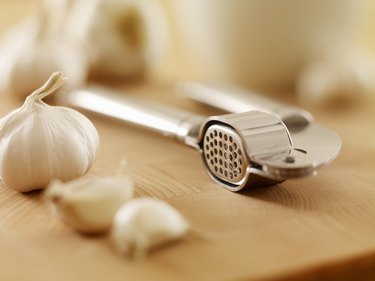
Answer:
[45,173,133,234]
[111,198,190,257]
[0,72,99,192]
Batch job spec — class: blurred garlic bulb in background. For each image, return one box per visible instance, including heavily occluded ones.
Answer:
[65,0,169,80]
[297,48,375,105]
[0,1,88,99]
[0,72,99,192]
[0,0,168,98]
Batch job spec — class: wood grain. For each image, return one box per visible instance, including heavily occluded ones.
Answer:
[1,1,375,281]
[1,85,375,281]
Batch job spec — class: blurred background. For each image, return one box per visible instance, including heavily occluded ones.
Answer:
[0,0,375,106]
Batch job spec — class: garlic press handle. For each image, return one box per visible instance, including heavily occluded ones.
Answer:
[58,85,205,147]
[177,81,314,131]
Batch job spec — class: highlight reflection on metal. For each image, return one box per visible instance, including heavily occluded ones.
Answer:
[60,85,340,192]
[178,81,342,179]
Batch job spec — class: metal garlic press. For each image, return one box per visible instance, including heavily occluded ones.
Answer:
[178,81,342,174]
[59,84,341,192]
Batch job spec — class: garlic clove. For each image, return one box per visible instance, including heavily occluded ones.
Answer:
[111,198,190,258]
[0,72,99,192]
[45,170,134,234]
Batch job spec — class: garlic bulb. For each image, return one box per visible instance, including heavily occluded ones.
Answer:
[297,48,375,105]
[0,72,99,192]
[0,2,88,99]
[64,0,169,80]
[111,198,190,258]
[45,160,133,234]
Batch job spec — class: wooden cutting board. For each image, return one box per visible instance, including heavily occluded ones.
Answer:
[1,1,375,279]
[1,84,375,281]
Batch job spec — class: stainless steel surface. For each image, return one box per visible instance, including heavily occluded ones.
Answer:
[177,81,314,132]
[179,81,342,179]
[203,125,248,185]
[59,86,205,147]
[198,111,294,191]
[59,85,339,192]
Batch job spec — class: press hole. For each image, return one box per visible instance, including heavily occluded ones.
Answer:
[229,163,233,170]
[224,162,228,168]
[234,161,238,168]
[214,148,217,154]
[214,166,218,172]
[219,132,222,138]
[239,158,243,165]
[214,130,217,137]
[210,142,213,147]
[224,143,228,149]
[219,159,223,165]
[214,139,218,146]
[206,136,209,142]
[219,150,223,156]
[234,152,237,159]
[234,143,237,149]
[284,155,295,164]
[210,133,213,138]
[229,146,233,152]
[238,167,242,173]
[230,173,233,179]
[206,153,210,159]
[224,134,228,141]
[234,171,238,177]
[224,171,228,177]
[210,151,214,157]
[214,157,218,163]
[219,141,223,147]
[238,149,242,156]
[229,136,233,143]
[205,144,209,150]
[229,154,233,161]
[219,168,223,174]
[210,159,214,165]
[224,153,227,159]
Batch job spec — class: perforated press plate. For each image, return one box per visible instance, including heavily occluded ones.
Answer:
[203,125,248,184]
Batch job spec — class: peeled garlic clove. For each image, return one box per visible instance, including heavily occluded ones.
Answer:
[0,72,99,192]
[45,169,134,234]
[111,198,190,258]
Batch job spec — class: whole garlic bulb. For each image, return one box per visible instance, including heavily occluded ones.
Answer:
[0,2,88,99]
[45,160,133,234]
[111,198,190,258]
[297,47,375,105]
[64,0,169,80]
[0,72,99,192]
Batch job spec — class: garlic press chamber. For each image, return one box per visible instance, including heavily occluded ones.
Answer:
[61,85,341,192]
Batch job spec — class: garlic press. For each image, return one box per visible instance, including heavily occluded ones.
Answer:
[60,85,341,192]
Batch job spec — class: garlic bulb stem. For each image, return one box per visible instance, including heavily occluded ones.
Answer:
[29,71,67,101]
